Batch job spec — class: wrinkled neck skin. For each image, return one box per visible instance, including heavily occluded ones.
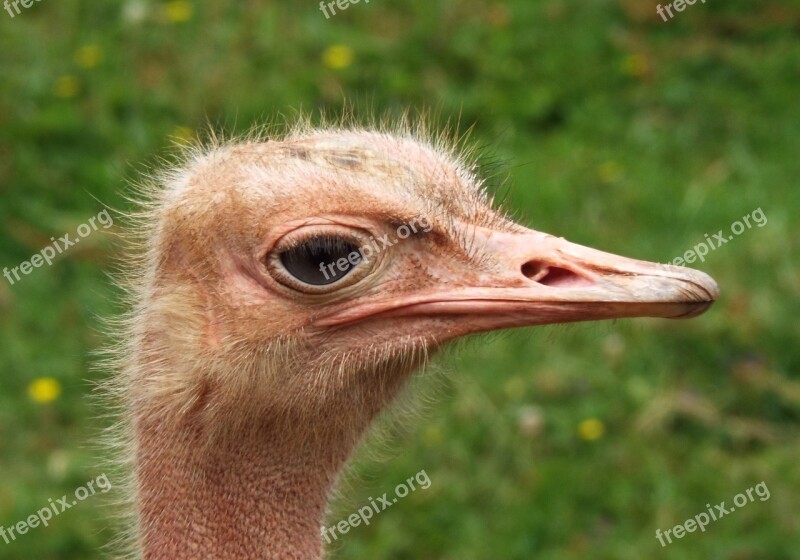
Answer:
[136,417,336,559]
[133,356,420,560]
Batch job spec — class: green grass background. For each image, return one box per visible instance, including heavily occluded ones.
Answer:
[1,0,799,558]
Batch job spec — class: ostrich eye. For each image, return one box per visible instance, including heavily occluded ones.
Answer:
[279,236,363,286]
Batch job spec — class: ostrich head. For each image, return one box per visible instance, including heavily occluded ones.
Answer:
[118,122,718,559]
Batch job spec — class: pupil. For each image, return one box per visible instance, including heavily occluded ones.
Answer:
[279,236,363,286]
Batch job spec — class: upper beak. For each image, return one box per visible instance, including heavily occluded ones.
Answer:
[467,226,719,322]
[315,225,719,331]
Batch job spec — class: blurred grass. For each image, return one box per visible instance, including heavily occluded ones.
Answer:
[0,0,799,558]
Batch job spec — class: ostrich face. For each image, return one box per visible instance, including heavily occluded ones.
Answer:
[150,130,717,415]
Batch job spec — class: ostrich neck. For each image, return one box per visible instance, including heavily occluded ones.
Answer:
[135,411,357,560]
[131,326,422,559]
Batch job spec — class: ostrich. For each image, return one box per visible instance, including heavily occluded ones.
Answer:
[110,121,718,560]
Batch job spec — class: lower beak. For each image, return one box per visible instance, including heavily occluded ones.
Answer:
[316,225,719,331]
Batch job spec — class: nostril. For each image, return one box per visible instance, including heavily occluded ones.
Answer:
[521,261,594,288]
[521,261,548,282]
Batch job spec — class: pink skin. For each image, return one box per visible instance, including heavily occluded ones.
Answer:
[125,131,718,560]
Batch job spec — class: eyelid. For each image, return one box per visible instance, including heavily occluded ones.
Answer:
[276,231,363,254]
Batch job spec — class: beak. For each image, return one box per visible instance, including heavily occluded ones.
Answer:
[315,225,719,332]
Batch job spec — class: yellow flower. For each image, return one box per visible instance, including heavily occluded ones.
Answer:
[28,378,62,404]
[53,76,80,98]
[169,125,195,144]
[322,45,354,70]
[621,54,649,78]
[163,0,193,23]
[578,418,605,441]
[74,45,102,68]
[597,161,622,184]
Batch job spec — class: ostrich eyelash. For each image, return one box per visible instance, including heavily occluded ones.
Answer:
[277,234,362,258]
